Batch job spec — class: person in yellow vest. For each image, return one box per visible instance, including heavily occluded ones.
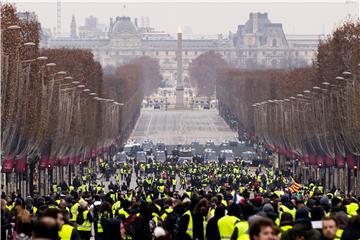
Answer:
[177,198,208,240]
[43,208,81,240]
[161,198,174,221]
[82,175,87,184]
[232,203,255,240]
[52,183,58,193]
[76,200,93,240]
[158,185,165,197]
[278,212,293,236]
[278,196,296,221]
[217,203,241,240]
[112,199,121,215]
[172,178,177,192]
[70,200,80,225]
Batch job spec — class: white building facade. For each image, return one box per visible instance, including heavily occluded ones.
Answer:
[42,13,324,87]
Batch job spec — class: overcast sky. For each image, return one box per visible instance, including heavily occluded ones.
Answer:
[13,1,359,36]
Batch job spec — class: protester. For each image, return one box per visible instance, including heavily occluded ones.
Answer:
[1,149,359,240]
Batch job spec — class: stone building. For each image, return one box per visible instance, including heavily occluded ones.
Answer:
[42,13,324,87]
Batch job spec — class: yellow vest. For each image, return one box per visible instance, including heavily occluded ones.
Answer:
[118,208,129,219]
[59,224,73,240]
[112,201,121,215]
[183,210,193,239]
[234,221,250,240]
[280,225,292,235]
[77,210,91,231]
[336,229,343,239]
[161,208,173,221]
[97,213,104,233]
[346,202,359,216]
[207,208,215,220]
[218,215,240,240]
[70,203,79,222]
[279,205,296,220]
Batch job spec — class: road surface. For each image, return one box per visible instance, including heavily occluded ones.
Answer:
[130,108,238,145]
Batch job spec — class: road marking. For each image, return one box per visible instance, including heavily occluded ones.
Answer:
[146,112,153,138]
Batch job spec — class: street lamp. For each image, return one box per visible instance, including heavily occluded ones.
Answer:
[7,25,21,30]
[57,71,67,75]
[24,42,36,47]
[36,56,48,61]
[46,63,56,67]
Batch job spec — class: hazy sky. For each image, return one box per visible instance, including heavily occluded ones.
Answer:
[13,1,359,36]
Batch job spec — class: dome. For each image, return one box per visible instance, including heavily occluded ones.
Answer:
[112,16,138,35]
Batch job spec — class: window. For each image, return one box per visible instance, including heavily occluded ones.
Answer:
[195,51,198,55]
[156,51,159,56]
[272,39,277,47]
[185,51,188,55]
[166,51,168,55]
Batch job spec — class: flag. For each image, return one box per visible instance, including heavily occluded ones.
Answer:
[289,178,302,193]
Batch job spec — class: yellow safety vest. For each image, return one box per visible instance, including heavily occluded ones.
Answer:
[279,205,296,220]
[280,225,292,235]
[59,224,73,240]
[77,210,91,232]
[70,203,79,222]
[112,201,121,215]
[234,221,250,240]
[33,206,38,214]
[218,215,240,240]
[346,202,359,216]
[97,213,104,233]
[207,208,215,220]
[159,185,165,193]
[183,210,193,239]
[161,208,173,221]
[336,229,343,239]
[118,208,129,219]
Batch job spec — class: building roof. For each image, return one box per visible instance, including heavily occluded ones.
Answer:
[112,16,138,36]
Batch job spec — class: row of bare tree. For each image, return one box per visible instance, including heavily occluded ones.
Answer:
[217,20,360,167]
[1,4,148,171]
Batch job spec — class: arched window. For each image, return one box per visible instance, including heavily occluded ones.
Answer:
[272,39,277,47]
[271,59,278,67]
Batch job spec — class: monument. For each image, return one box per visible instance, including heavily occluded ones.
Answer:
[176,27,184,109]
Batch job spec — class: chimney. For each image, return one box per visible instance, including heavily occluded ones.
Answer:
[109,17,113,33]
[253,13,258,33]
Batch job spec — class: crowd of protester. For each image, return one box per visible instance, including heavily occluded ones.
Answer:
[1,157,360,240]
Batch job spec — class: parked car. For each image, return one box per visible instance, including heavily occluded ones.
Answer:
[135,151,147,163]
[219,149,235,164]
[204,149,218,163]
[205,140,215,150]
[114,151,128,164]
[154,103,161,109]
[155,150,166,163]
[142,140,154,155]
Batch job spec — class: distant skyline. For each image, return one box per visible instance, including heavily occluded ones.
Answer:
[14,1,359,37]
